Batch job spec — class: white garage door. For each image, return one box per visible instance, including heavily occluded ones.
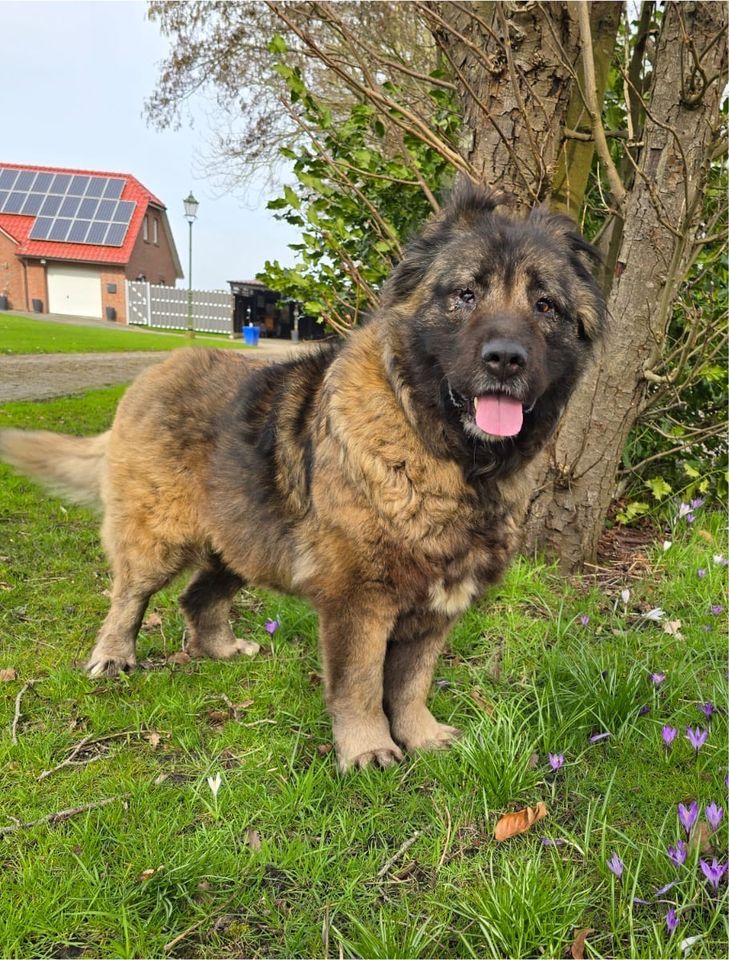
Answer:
[47,264,103,319]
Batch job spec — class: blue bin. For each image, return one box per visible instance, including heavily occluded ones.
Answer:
[243,325,260,347]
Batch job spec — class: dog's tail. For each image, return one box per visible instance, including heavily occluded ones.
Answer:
[0,429,110,507]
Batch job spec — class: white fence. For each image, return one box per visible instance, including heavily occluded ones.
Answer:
[126,281,233,334]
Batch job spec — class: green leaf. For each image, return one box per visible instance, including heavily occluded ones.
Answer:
[645,477,673,501]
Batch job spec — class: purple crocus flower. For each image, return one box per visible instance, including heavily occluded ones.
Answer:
[678,801,699,833]
[705,802,724,831]
[666,908,679,935]
[662,725,678,747]
[699,857,727,891]
[651,672,666,685]
[699,702,715,719]
[639,704,651,716]
[607,851,624,878]
[678,502,691,518]
[435,678,451,689]
[579,614,590,626]
[667,839,687,867]
[697,568,707,579]
[590,731,611,743]
[711,604,723,616]
[686,726,709,752]
[541,837,564,847]
[690,497,705,510]
[655,881,677,897]
[686,513,696,524]
[548,753,565,771]
[264,619,279,635]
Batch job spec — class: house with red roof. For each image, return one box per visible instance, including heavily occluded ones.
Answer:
[0,163,183,322]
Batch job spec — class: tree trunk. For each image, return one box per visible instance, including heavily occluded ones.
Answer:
[433,1,583,203]
[524,1,728,570]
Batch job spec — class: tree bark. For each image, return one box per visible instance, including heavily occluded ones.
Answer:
[523,1,728,570]
[432,1,583,203]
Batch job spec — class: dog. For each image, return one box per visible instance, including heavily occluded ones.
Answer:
[0,182,606,772]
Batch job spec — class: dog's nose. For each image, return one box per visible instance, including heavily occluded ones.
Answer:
[481,339,528,380]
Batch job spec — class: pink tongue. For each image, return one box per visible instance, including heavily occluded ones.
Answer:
[475,395,524,437]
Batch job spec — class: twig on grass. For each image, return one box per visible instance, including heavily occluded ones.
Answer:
[0,795,127,836]
[10,678,40,745]
[37,729,146,782]
[376,830,422,878]
[162,888,242,954]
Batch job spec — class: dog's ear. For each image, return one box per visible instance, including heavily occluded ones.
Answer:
[528,206,608,342]
[383,177,511,304]
[444,176,512,222]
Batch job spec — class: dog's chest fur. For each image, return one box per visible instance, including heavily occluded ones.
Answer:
[308,324,529,612]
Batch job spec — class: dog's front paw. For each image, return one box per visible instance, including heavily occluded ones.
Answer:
[86,654,136,678]
[334,725,404,774]
[391,709,462,753]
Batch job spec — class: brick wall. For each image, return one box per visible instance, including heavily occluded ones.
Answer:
[0,229,24,310]
[99,266,127,322]
[125,204,180,290]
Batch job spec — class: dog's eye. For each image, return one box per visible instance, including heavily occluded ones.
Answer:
[458,288,475,304]
[535,298,558,317]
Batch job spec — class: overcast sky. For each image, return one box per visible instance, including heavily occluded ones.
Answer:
[3,0,299,290]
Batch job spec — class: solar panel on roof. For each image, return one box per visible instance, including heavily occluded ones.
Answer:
[5,192,26,214]
[0,166,138,248]
[86,177,106,198]
[29,217,54,240]
[40,195,62,217]
[50,173,72,194]
[103,179,124,200]
[15,170,36,190]
[49,219,72,241]
[104,223,127,246]
[21,194,43,216]
[67,220,91,243]
[33,172,53,192]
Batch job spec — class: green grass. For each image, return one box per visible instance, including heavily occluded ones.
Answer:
[0,387,727,959]
[0,314,250,354]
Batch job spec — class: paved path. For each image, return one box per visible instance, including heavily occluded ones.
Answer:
[0,312,320,402]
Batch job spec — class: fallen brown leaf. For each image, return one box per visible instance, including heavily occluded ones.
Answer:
[688,819,712,856]
[0,668,17,682]
[494,802,548,841]
[571,927,595,960]
[470,687,496,717]
[245,828,262,851]
[663,620,684,639]
[234,698,254,712]
[317,743,333,756]
[167,651,191,666]
[145,731,162,749]
[138,866,164,882]
[142,612,163,630]
[697,529,714,544]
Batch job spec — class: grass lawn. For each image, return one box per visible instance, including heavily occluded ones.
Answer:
[0,388,727,959]
[0,314,249,354]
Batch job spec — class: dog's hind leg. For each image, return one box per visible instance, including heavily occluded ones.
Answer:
[179,557,256,660]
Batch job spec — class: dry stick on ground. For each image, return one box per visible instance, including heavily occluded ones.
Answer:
[376,830,422,879]
[0,795,127,837]
[37,730,148,782]
[10,678,40,745]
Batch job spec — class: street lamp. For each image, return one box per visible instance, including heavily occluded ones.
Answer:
[183,192,199,338]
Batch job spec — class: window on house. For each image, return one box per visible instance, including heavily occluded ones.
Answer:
[143,215,149,242]
[153,218,159,244]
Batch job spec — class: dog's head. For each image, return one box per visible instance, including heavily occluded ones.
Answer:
[382,180,607,462]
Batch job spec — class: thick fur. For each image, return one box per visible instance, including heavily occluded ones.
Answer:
[0,182,606,772]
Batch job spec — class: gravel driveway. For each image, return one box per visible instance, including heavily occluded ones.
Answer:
[0,352,168,403]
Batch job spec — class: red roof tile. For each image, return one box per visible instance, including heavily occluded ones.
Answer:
[0,162,166,267]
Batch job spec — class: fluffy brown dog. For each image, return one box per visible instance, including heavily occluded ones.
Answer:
[0,183,606,771]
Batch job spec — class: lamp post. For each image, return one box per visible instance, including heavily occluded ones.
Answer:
[183,192,199,338]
